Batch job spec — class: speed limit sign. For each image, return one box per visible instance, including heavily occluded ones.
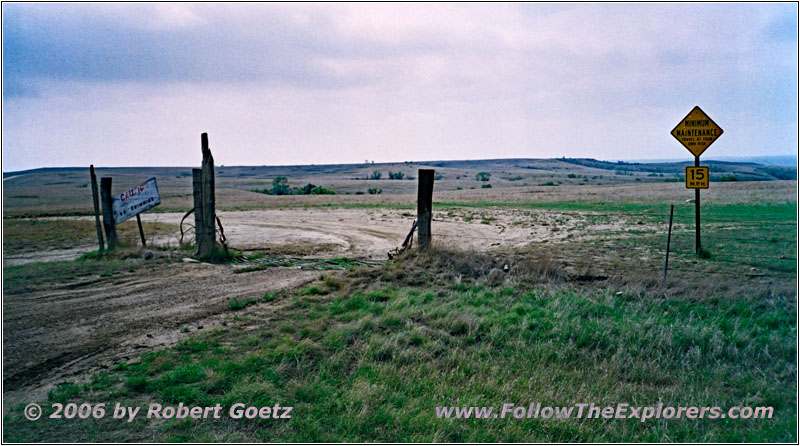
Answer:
[685,166,709,189]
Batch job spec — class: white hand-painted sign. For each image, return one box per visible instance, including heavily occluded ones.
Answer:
[113,177,161,223]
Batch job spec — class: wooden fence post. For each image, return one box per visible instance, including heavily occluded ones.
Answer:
[417,169,435,251]
[194,133,216,259]
[192,168,203,250]
[90,165,104,252]
[99,177,118,250]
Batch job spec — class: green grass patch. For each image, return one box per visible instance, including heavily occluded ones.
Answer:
[6,273,795,442]
[228,296,258,311]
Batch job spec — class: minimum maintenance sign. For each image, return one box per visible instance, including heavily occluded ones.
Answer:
[113,177,161,223]
[671,106,723,157]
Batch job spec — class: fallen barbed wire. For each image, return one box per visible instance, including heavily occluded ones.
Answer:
[388,219,417,259]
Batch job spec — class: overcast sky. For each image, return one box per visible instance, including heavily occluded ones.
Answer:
[2,3,797,171]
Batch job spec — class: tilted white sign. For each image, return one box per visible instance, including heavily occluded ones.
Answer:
[113,177,161,223]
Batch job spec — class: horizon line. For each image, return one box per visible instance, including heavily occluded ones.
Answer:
[3,155,797,176]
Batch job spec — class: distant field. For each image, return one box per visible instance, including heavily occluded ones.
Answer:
[3,158,796,217]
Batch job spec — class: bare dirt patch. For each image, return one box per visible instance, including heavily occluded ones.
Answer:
[2,260,320,413]
[14,208,593,261]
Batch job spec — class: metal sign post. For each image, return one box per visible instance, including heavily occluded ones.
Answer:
[694,156,701,253]
[670,106,723,255]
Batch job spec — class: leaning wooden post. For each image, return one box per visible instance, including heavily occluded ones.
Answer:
[194,133,216,259]
[417,169,435,251]
[99,177,118,250]
[89,165,104,252]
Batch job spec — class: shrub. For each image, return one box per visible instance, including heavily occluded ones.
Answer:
[269,176,291,195]
[311,186,335,195]
[475,171,491,182]
[252,176,291,195]
[481,184,492,189]
[388,171,405,180]
[370,171,382,180]
[296,184,336,195]
[368,188,382,195]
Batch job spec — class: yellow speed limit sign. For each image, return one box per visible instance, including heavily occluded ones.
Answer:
[686,166,709,189]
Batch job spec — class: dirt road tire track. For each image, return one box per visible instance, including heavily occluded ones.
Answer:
[3,261,320,412]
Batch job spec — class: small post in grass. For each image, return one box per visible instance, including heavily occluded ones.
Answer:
[664,204,674,281]
[136,214,147,248]
[89,165,104,253]
[99,177,118,250]
[417,169,435,251]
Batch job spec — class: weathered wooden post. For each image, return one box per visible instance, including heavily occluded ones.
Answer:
[99,177,118,250]
[89,165,104,252]
[194,133,216,259]
[192,168,203,248]
[417,169,435,251]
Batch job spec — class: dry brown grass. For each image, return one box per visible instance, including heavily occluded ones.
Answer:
[2,218,178,256]
[343,241,795,302]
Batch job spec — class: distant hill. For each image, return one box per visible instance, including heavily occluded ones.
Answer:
[626,155,797,167]
[4,157,796,182]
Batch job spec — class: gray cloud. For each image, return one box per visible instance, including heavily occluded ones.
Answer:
[2,3,797,171]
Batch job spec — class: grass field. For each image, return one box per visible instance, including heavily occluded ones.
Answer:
[2,159,795,217]
[2,254,795,442]
[2,189,796,441]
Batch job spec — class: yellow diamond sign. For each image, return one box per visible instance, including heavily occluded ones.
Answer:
[671,106,723,157]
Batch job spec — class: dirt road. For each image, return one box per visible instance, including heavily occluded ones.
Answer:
[2,261,320,413]
[8,207,579,265]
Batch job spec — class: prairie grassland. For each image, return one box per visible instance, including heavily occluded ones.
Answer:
[2,167,795,442]
[2,218,178,266]
[3,160,795,217]
[3,219,177,255]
